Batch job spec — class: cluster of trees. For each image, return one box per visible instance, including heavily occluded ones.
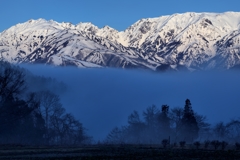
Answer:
[105,99,240,145]
[105,99,199,144]
[0,61,91,145]
[1,61,240,146]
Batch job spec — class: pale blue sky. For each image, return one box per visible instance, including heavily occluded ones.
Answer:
[1,0,240,32]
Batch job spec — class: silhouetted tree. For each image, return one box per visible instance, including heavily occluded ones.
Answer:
[143,105,158,127]
[32,111,45,145]
[35,90,62,144]
[126,110,145,144]
[235,142,240,150]
[195,113,211,140]
[211,140,221,150]
[0,92,45,145]
[143,105,159,143]
[221,141,228,150]
[50,112,87,145]
[162,139,169,148]
[204,140,210,149]
[105,126,127,144]
[0,61,26,102]
[226,120,240,142]
[169,107,184,141]
[179,99,199,142]
[0,62,34,144]
[213,122,227,141]
[0,62,90,146]
[179,141,186,148]
[193,141,201,149]
[156,105,171,141]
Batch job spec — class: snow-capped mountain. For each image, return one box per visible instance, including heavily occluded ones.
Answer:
[1,12,240,71]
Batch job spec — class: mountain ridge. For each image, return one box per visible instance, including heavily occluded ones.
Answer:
[1,12,240,71]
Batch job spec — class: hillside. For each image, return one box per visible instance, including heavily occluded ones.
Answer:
[1,12,240,71]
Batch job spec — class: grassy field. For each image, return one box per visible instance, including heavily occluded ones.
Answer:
[0,144,240,159]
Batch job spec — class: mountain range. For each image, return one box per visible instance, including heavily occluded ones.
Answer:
[1,12,240,71]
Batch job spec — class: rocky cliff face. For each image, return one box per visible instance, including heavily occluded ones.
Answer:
[1,12,240,71]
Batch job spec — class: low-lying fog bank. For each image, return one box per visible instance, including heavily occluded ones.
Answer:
[21,64,240,141]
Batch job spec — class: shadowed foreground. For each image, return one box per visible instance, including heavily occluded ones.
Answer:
[0,145,240,159]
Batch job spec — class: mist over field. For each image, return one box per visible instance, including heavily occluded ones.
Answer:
[21,64,240,141]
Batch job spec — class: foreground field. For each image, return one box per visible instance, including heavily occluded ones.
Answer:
[0,144,240,159]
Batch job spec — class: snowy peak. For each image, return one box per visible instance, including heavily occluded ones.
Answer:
[2,18,62,35]
[119,12,240,47]
[76,22,99,33]
[1,12,240,71]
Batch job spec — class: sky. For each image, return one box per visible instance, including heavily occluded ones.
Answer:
[2,0,240,141]
[1,0,240,32]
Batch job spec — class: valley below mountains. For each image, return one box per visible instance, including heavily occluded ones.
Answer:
[1,12,240,71]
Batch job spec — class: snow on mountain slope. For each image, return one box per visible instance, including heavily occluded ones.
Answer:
[0,19,157,69]
[1,12,240,71]
[114,12,240,69]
